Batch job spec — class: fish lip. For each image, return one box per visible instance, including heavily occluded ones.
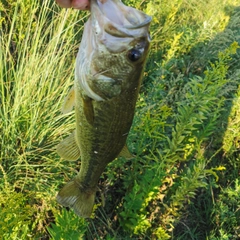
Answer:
[124,18,152,29]
[75,0,151,102]
[91,0,152,38]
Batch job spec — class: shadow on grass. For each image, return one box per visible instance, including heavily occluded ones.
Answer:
[172,5,240,239]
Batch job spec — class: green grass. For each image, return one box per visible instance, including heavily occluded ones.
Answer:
[0,0,240,239]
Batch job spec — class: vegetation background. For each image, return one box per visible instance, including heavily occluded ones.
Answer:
[0,0,239,239]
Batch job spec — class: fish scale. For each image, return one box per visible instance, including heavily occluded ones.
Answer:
[94,52,132,78]
[56,0,151,218]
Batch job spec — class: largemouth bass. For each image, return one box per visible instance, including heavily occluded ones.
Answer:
[56,0,151,218]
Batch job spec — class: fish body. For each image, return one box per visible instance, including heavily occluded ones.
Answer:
[56,0,151,217]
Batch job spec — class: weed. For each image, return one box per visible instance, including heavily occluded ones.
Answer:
[1,0,239,239]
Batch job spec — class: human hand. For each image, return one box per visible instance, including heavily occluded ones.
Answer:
[55,0,90,10]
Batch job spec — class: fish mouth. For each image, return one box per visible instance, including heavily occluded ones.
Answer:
[90,0,151,51]
[75,0,151,102]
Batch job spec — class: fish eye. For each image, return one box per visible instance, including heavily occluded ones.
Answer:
[128,48,142,62]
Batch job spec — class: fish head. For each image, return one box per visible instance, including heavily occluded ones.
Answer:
[76,0,152,100]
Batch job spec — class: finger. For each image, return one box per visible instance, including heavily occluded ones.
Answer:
[55,0,71,8]
[71,0,90,10]
[55,0,90,10]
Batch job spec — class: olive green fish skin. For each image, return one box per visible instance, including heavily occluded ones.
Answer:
[75,45,149,189]
[56,0,151,217]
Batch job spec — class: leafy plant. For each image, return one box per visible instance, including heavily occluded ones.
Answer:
[0,190,34,239]
[1,0,240,239]
[47,208,87,239]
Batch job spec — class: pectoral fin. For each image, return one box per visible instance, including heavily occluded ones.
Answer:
[56,131,80,160]
[118,144,134,159]
[62,86,75,114]
[83,96,94,125]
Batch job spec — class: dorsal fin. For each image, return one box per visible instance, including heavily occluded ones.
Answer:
[118,144,134,159]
